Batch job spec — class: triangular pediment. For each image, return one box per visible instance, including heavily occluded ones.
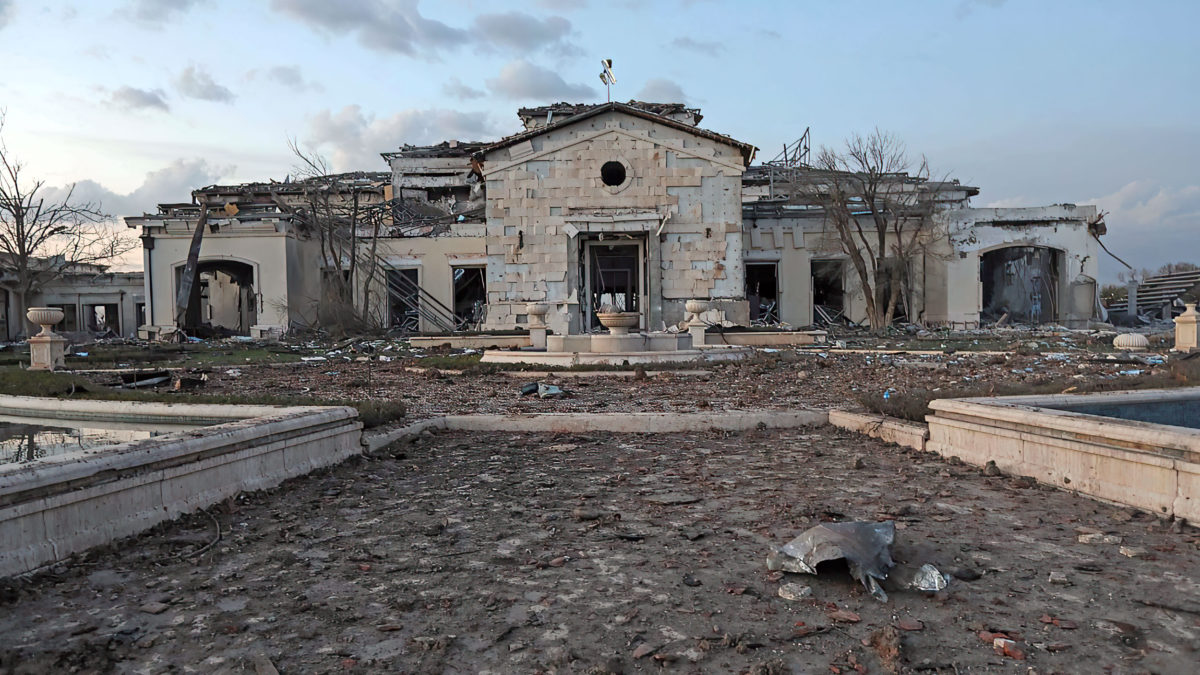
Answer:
[483,123,747,177]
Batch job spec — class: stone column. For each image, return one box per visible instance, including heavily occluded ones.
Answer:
[26,307,66,371]
[1126,280,1139,318]
[1175,303,1198,352]
[526,303,549,350]
[685,299,710,348]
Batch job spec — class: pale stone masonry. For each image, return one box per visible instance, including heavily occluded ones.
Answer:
[479,102,755,334]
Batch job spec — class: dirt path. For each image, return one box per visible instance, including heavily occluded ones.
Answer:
[2,426,1196,673]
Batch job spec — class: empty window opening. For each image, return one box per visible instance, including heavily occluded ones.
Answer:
[85,303,120,335]
[746,262,779,324]
[452,266,486,328]
[811,260,845,325]
[981,246,1060,325]
[600,161,626,186]
[46,304,78,333]
[387,268,421,333]
[322,268,353,303]
[179,261,256,337]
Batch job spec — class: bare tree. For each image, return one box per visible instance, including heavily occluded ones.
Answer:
[808,129,942,331]
[278,139,390,335]
[0,113,136,334]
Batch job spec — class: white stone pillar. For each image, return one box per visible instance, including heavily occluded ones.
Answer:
[1175,303,1198,352]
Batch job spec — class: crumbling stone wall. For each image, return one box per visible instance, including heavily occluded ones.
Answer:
[481,110,748,333]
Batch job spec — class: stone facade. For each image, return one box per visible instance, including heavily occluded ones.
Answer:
[480,104,753,334]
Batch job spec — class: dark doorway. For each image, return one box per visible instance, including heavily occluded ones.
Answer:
[179,261,257,336]
[981,247,1061,324]
[746,262,779,324]
[85,303,120,334]
[387,268,421,332]
[452,266,486,327]
[587,242,641,330]
[811,260,845,324]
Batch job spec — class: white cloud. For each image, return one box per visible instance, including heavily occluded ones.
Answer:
[635,78,688,103]
[670,36,723,55]
[40,158,232,221]
[0,0,14,30]
[305,105,499,171]
[442,77,486,100]
[471,12,576,54]
[176,66,236,103]
[249,65,323,93]
[107,86,170,112]
[271,0,467,59]
[33,158,232,271]
[122,0,208,25]
[486,60,595,101]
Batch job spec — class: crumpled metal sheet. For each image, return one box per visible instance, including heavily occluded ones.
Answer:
[908,563,948,592]
[767,521,896,601]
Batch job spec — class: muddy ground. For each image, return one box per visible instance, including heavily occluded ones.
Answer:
[79,349,1171,422]
[2,426,1197,674]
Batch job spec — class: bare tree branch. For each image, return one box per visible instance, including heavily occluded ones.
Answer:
[0,111,137,334]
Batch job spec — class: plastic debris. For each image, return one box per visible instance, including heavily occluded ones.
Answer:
[519,382,565,399]
[767,521,896,601]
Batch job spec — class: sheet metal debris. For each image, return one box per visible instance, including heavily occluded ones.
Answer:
[767,521,897,601]
[767,521,951,602]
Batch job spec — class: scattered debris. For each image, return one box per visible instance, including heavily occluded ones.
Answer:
[1119,545,1150,558]
[776,582,812,601]
[907,563,949,592]
[992,637,1026,660]
[518,382,566,399]
[1077,532,1122,544]
[119,371,171,389]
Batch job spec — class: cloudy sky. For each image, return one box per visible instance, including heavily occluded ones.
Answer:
[0,0,1195,279]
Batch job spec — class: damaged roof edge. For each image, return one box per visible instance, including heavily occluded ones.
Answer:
[485,101,757,167]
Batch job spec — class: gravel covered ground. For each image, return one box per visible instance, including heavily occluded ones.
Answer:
[2,426,1197,674]
[89,348,1174,422]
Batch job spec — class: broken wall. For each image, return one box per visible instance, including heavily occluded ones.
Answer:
[933,205,1099,328]
[742,212,931,327]
[136,220,300,338]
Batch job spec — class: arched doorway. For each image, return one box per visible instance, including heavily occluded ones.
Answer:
[980,246,1061,325]
[176,260,257,336]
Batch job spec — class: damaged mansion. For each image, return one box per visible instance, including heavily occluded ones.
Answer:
[124,101,1104,339]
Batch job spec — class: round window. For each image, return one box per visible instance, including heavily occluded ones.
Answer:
[600,161,626,186]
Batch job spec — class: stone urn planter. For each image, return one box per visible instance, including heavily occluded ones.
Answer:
[525,303,550,327]
[596,312,640,335]
[685,299,711,316]
[26,307,65,336]
[26,307,66,371]
[1113,332,1150,352]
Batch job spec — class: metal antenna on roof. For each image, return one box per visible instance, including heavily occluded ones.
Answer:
[599,59,616,102]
